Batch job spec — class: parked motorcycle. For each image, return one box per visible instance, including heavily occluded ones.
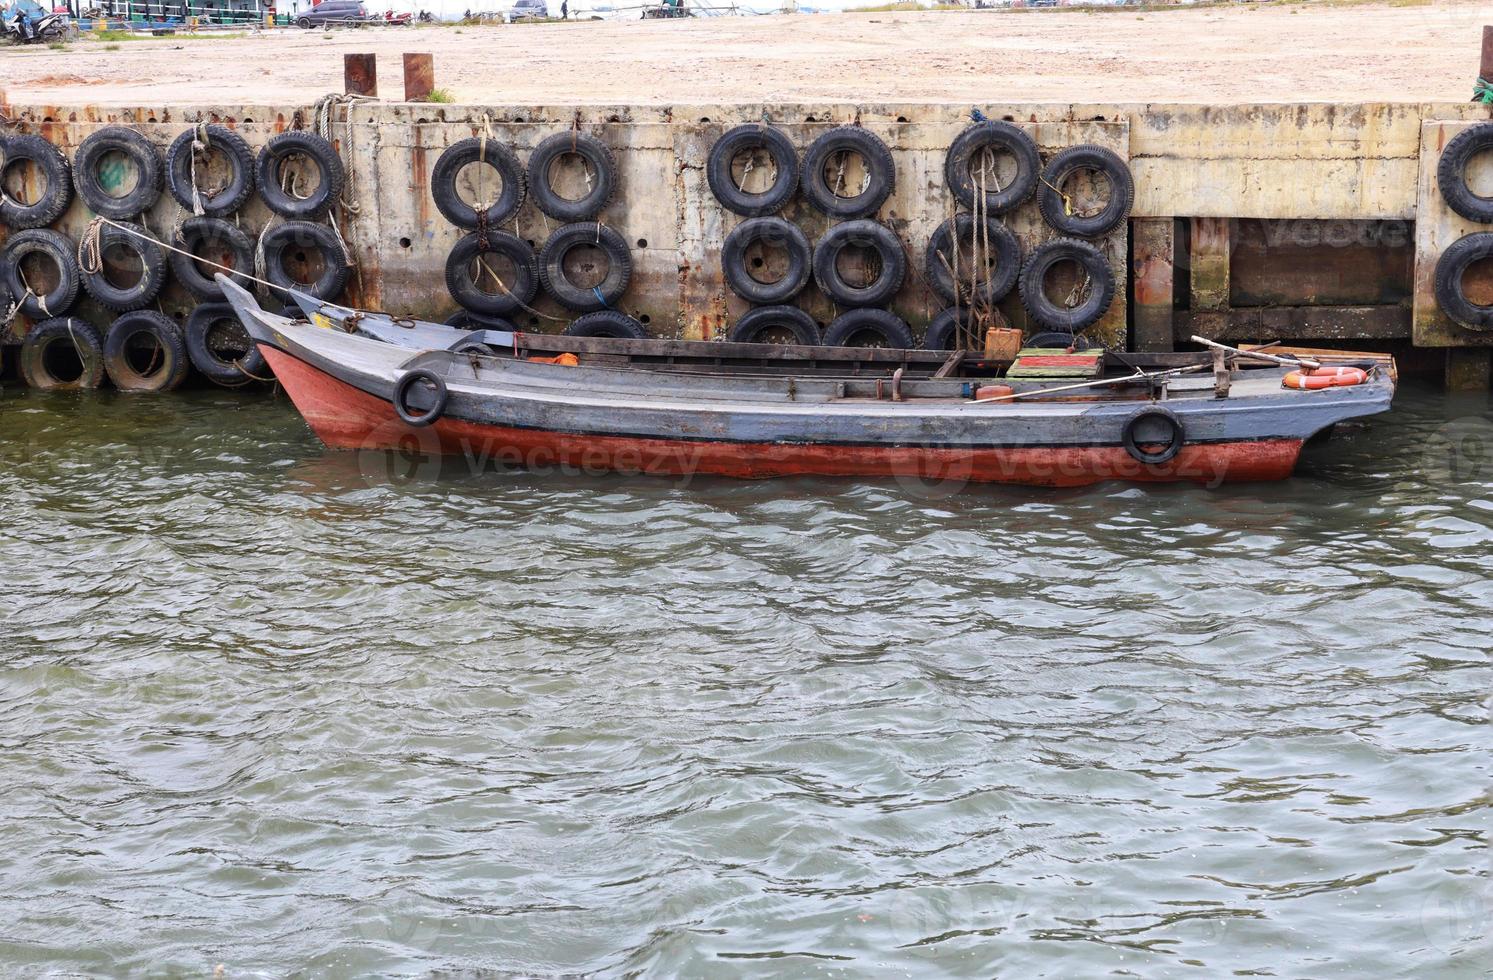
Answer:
[3,10,68,43]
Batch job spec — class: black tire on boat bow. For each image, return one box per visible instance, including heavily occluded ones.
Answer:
[1122,407,1185,466]
[393,368,449,427]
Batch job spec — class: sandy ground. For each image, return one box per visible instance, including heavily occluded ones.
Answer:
[1,1,1489,108]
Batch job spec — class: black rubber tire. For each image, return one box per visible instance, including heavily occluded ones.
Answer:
[1122,407,1185,466]
[170,216,255,301]
[1433,232,1493,331]
[722,217,812,304]
[944,121,1039,216]
[538,222,632,312]
[185,302,269,385]
[706,124,799,217]
[812,219,906,309]
[922,307,974,351]
[19,317,106,390]
[166,124,257,217]
[800,126,895,219]
[2,228,82,318]
[526,132,618,222]
[431,136,527,229]
[1018,237,1116,333]
[1025,330,1092,351]
[1037,144,1134,238]
[445,310,518,331]
[81,220,168,312]
[563,310,648,339]
[392,369,448,427]
[0,134,73,230]
[296,16,311,27]
[71,126,164,220]
[925,213,1021,306]
[445,230,539,317]
[103,310,191,392]
[822,308,915,349]
[255,130,346,221]
[727,305,820,346]
[1436,123,1493,224]
[261,220,351,300]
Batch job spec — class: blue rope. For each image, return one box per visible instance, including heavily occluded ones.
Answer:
[970,108,988,123]
[592,286,609,308]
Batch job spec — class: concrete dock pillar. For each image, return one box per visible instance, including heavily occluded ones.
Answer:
[1446,348,1491,391]
[1190,217,1232,337]
[1131,217,1176,351]
[344,53,378,98]
[403,53,434,103]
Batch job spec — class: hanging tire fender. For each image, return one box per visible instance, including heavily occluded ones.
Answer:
[925,213,1020,306]
[1433,232,1493,331]
[445,230,540,316]
[1037,144,1134,238]
[72,126,164,220]
[822,308,915,349]
[722,216,812,305]
[260,220,351,300]
[255,130,346,220]
[19,317,106,390]
[431,136,527,229]
[392,368,449,427]
[538,222,632,312]
[727,305,820,346]
[1017,237,1116,333]
[563,310,649,339]
[2,228,82,319]
[944,121,1039,216]
[526,131,618,222]
[103,310,191,392]
[185,301,269,385]
[166,124,257,217]
[800,126,895,220]
[812,219,906,309]
[0,134,73,229]
[81,219,169,312]
[707,124,799,217]
[170,216,256,301]
[1436,122,1493,224]
[1121,406,1185,466]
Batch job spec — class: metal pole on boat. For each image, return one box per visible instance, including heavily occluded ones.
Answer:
[973,364,1210,403]
[1189,336,1321,371]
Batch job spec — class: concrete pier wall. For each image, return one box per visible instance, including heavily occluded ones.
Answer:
[2,97,1491,383]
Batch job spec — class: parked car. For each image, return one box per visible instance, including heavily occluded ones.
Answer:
[295,0,369,28]
[507,0,547,20]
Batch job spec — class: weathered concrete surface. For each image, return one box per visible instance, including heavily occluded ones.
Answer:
[1413,119,1493,350]
[2,96,1492,360]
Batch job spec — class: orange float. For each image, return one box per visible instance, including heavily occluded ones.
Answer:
[1282,365,1368,390]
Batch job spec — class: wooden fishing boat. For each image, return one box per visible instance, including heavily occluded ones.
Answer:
[221,277,1396,488]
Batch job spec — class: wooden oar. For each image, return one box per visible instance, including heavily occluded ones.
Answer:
[1190,335,1320,371]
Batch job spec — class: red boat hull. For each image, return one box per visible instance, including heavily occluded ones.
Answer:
[262,346,1304,487]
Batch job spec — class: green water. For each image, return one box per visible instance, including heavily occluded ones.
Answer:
[0,382,1488,976]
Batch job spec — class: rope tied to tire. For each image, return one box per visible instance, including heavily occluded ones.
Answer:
[189,121,212,216]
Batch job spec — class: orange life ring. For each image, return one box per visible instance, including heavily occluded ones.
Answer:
[1282,365,1368,390]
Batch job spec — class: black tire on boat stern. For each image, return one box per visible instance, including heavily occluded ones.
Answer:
[1436,122,1493,224]
[1017,237,1115,333]
[800,126,895,220]
[707,124,799,217]
[0,134,73,229]
[727,305,821,346]
[3,228,82,318]
[393,368,449,427]
[812,219,906,309]
[538,222,632,312]
[1036,144,1134,238]
[261,220,351,301]
[20,317,106,390]
[822,308,915,349]
[722,217,812,305]
[72,126,164,220]
[1122,407,1185,466]
[255,130,346,221]
[166,125,257,218]
[81,220,168,312]
[170,216,256,301]
[445,230,540,317]
[526,132,618,222]
[103,310,191,392]
[186,302,269,385]
[944,120,1039,216]
[563,310,648,339]
[431,136,527,229]
[1433,232,1493,331]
